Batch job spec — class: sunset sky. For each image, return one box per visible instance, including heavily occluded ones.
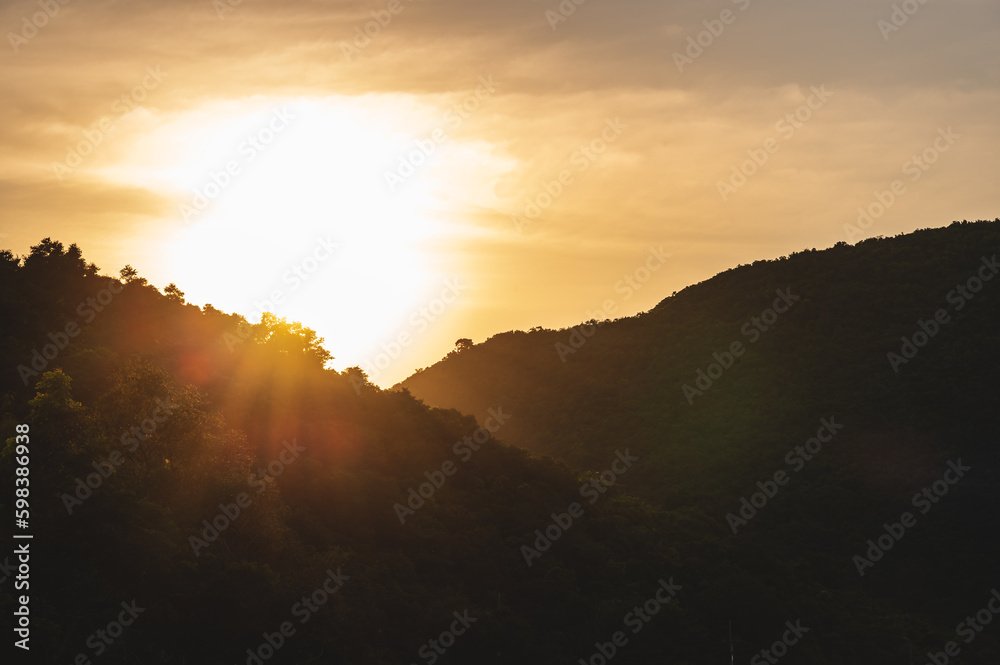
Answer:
[2,0,997,385]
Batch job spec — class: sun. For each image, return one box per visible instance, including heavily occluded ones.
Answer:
[85,91,517,383]
[86,96,461,373]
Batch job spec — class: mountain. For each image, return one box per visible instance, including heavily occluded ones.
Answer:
[0,239,684,664]
[3,223,999,664]
[400,219,1000,662]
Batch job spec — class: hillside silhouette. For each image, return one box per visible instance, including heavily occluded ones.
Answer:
[1,224,998,663]
[401,219,1000,662]
[0,239,689,664]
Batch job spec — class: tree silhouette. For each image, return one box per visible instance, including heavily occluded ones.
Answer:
[120,264,148,286]
[164,282,186,304]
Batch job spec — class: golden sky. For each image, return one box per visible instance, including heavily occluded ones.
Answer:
[2,0,998,385]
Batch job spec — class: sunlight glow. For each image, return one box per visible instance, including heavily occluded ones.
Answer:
[89,94,516,378]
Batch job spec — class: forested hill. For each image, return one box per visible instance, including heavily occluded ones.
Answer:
[0,240,681,664]
[1,224,999,664]
[400,219,1000,660]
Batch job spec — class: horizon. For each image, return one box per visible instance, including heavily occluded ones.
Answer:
[8,217,992,388]
[3,0,997,386]
[3,0,1000,658]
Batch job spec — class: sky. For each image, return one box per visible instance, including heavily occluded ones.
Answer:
[1,0,998,386]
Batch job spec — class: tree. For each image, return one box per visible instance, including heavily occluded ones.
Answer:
[164,283,186,304]
[253,312,333,367]
[22,238,98,283]
[455,338,474,352]
[342,366,372,394]
[0,248,18,278]
[120,264,148,286]
[18,369,91,495]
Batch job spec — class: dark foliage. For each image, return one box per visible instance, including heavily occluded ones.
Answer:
[1,238,688,664]
[402,220,1000,663]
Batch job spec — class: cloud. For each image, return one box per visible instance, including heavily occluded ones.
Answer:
[1,0,997,381]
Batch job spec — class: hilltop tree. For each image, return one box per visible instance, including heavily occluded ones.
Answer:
[120,264,148,286]
[253,312,332,367]
[164,282,186,304]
